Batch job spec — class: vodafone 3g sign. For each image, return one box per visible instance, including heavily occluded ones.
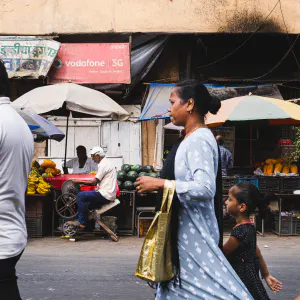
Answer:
[49,43,130,84]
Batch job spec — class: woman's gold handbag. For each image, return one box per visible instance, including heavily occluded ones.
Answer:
[135,180,175,283]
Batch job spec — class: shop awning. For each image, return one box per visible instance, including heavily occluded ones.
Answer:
[139,83,175,121]
[0,36,60,78]
[138,83,283,121]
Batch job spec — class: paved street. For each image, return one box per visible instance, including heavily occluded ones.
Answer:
[18,235,300,300]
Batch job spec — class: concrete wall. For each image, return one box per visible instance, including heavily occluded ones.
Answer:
[1,0,299,35]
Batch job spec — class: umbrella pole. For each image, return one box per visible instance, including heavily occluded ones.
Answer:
[63,114,69,173]
[250,121,253,170]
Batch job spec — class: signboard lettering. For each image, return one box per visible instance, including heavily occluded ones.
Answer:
[0,37,60,78]
[49,43,130,84]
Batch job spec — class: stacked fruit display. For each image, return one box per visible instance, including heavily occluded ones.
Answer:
[27,168,52,195]
[40,159,61,177]
[117,164,160,191]
[256,158,299,175]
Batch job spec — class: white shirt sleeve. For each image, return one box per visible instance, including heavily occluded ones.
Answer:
[95,164,106,182]
[66,158,75,168]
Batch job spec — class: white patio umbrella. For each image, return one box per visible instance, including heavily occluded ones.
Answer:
[12,83,130,169]
[12,83,129,120]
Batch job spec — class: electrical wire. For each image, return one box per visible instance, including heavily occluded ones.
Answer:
[223,2,300,83]
[277,0,300,85]
[277,84,300,90]
[146,0,281,83]
[279,0,300,70]
[195,0,281,69]
[247,34,299,81]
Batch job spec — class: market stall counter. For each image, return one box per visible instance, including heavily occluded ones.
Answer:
[222,175,300,237]
[46,174,95,190]
[42,161,160,237]
[45,174,140,237]
[25,165,56,238]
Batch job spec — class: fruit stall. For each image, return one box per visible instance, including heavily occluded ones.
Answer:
[117,164,159,191]
[117,164,159,237]
[222,154,300,236]
[26,158,159,238]
[25,159,60,238]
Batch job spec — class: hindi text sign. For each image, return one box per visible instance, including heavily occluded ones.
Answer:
[0,37,60,78]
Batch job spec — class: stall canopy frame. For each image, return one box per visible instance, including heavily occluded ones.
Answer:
[138,83,283,121]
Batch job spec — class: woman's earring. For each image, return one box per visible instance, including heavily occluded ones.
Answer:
[189,109,193,114]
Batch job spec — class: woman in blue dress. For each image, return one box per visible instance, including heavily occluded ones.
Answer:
[135,80,253,300]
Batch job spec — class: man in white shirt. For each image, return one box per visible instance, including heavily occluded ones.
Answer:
[72,146,117,229]
[0,61,34,299]
[64,145,98,174]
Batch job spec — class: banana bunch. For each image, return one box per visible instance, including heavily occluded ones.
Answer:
[30,169,39,177]
[27,173,39,194]
[27,171,52,195]
[27,184,36,195]
[36,177,51,195]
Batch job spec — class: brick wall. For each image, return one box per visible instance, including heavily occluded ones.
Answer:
[33,141,46,161]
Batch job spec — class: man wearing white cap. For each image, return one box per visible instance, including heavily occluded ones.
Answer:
[72,146,117,229]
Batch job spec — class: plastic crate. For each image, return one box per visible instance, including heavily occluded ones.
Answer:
[293,217,300,234]
[266,177,280,192]
[222,177,237,194]
[25,198,43,218]
[259,177,280,194]
[258,177,267,194]
[274,215,293,234]
[26,213,52,238]
[25,194,53,218]
[280,177,300,194]
[237,177,258,187]
[26,217,43,238]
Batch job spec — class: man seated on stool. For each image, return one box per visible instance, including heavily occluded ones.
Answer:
[71,146,117,230]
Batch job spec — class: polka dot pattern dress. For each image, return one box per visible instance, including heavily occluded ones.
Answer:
[156,129,253,300]
[227,224,270,300]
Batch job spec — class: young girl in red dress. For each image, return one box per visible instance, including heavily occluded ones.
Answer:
[223,182,283,299]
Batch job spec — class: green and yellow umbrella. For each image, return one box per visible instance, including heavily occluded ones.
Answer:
[205,95,300,168]
[206,95,300,127]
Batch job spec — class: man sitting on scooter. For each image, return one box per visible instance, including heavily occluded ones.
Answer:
[72,146,117,229]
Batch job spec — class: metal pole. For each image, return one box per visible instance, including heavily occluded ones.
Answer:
[250,121,253,169]
[129,34,132,80]
[278,197,282,236]
[186,50,192,79]
[63,113,69,173]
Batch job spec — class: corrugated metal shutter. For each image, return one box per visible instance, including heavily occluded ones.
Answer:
[101,121,141,165]
[48,119,101,157]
